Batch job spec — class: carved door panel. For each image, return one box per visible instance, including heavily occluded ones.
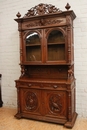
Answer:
[20,88,41,115]
[45,90,67,119]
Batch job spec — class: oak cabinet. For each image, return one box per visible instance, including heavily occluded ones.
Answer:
[15,3,77,128]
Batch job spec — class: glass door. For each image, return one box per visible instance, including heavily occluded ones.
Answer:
[25,31,42,62]
[47,29,65,62]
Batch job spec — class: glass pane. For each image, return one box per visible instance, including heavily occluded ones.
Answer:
[47,30,65,61]
[47,30,65,43]
[26,32,40,45]
[48,44,65,61]
[25,32,41,61]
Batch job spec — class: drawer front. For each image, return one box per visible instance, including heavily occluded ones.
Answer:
[16,81,67,90]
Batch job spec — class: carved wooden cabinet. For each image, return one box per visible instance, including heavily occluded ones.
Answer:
[14,3,77,128]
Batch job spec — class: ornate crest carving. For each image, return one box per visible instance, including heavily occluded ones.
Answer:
[24,3,62,17]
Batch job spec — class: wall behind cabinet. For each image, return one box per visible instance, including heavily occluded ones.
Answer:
[0,0,87,117]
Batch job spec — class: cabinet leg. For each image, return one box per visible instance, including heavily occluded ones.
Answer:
[14,113,22,119]
[64,112,78,128]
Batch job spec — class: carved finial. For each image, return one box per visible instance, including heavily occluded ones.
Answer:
[16,12,21,18]
[65,3,71,10]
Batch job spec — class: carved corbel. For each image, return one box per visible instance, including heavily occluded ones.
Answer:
[20,65,28,78]
[68,66,74,79]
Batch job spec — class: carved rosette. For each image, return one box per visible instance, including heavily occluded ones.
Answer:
[49,94,62,113]
[24,3,62,18]
[25,91,38,111]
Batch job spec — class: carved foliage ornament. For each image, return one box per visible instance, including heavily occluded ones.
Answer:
[26,19,63,27]
[24,3,62,17]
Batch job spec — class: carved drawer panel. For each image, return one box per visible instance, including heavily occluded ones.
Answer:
[16,81,67,90]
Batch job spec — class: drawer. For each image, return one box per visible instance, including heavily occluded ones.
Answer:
[16,81,66,90]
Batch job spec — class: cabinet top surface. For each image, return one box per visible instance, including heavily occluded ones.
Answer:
[15,78,74,84]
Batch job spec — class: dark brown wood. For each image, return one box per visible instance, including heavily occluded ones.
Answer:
[0,74,3,107]
[14,3,77,128]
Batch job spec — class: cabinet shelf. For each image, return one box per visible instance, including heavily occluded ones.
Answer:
[48,42,65,45]
[26,44,40,47]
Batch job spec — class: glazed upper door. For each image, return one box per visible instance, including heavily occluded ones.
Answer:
[23,28,67,64]
[23,30,43,64]
[45,28,67,64]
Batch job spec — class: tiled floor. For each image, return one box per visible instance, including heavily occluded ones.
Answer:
[0,107,87,130]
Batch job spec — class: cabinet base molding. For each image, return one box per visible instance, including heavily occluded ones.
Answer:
[64,112,78,128]
[14,113,22,119]
[15,112,77,128]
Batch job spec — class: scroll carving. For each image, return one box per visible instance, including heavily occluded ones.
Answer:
[24,3,62,18]
[25,19,63,28]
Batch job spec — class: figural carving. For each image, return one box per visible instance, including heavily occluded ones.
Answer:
[49,94,62,113]
[25,91,38,111]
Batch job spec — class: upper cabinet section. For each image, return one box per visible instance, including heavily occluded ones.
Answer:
[14,3,76,65]
[15,3,76,30]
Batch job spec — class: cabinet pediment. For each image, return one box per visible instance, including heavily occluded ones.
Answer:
[23,3,62,18]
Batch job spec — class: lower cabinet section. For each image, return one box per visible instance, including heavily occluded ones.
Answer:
[21,89,67,119]
[15,80,77,128]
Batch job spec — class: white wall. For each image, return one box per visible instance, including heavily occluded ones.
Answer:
[0,0,87,117]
